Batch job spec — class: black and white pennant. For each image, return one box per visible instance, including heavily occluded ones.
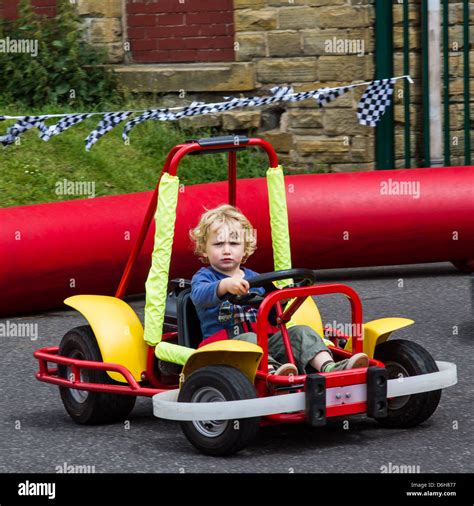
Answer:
[357,78,395,126]
[122,108,170,142]
[0,116,48,146]
[39,113,93,142]
[85,111,133,151]
[315,86,352,108]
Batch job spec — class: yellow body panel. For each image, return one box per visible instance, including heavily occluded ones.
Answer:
[182,340,263,385]
[344,317,415,358]
[288,296,325,338]
[64,295,148,383]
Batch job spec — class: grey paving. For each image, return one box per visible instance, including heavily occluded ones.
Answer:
[0,262,472,473]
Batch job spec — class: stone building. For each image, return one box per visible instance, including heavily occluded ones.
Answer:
[1,0,472,171]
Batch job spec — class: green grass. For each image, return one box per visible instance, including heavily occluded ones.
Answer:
[0,100,324,208]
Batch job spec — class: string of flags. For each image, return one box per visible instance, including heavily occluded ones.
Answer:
[0,75,411,151]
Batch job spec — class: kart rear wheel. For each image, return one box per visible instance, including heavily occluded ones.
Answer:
[178,365,260,456]
[58,325,136,425]
[374,339,441,428]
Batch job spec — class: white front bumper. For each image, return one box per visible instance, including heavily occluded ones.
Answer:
[152,361,457,422]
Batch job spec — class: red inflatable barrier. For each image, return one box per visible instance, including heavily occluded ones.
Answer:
[1,165,474,316]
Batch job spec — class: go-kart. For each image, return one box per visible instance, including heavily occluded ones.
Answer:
[34,136,457,456]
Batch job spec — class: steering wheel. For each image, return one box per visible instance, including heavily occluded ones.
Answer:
[228,268,316,305]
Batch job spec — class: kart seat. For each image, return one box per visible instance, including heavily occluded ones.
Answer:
[176,288,203,349]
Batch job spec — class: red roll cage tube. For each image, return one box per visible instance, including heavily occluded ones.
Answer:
[115,137,279,299]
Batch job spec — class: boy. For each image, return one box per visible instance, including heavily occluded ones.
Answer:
[189,204,369,375]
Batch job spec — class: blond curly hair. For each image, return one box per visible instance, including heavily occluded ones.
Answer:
[189,204,257,264]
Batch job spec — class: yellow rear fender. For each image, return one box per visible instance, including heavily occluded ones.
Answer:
[181,340,263,386]
[64,295,148,383]
[344,317,415,358]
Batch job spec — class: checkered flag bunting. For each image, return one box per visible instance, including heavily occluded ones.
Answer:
[122,90,296,140]
[1,76,408,149]
[39,113,93,142]
[315,86,351,108]
[122,109,170,142]
[270,86,294,100]
[357,78,395,126]
[0,116,48,146]
[85,111,133,151]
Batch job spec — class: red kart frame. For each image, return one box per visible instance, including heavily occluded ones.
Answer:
[34,136,384,425]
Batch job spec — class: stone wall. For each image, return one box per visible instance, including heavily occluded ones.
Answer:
[229,0,376,172]
[76,0,379,172]
[77,0,125,64]
[3,0,472,171]
[114,0,378,172]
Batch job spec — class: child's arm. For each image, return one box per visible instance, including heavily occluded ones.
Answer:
[191,278,223,308]
[191,274,250,308]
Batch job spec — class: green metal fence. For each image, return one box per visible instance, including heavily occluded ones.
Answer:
[375,0,472,169]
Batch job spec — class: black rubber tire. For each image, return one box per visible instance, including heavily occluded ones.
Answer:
[58,325,136,425]
[178,365,260,456]
[374,339,442,428]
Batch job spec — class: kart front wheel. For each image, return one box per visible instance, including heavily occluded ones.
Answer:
[178,365,260,456]
[374,339,441,428]
[58,325,136,425]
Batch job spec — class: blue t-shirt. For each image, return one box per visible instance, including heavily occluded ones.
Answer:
[190,265,265,339]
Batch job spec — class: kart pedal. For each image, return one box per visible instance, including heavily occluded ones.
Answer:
[366,366,388,418]
[305,374,326,427]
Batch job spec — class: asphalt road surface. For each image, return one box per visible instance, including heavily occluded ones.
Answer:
[1,262,472,474]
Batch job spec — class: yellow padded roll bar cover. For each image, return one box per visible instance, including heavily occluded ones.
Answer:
[267,166,330,344]
[266,165,292,286]
[155,340,194,365]
[64,295,148,383]
[182,340,263,384]
[144,172,180,346]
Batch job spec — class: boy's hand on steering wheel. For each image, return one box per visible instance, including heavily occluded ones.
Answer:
[219,276,250,297]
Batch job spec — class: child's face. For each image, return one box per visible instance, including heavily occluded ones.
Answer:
[203,222,246,274]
